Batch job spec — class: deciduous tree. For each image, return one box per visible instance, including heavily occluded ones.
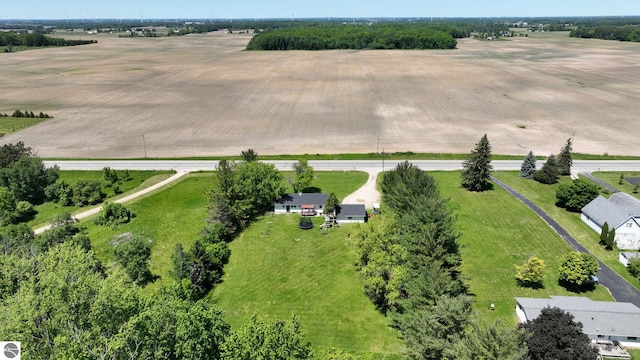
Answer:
[292,159,314,193]
[558,251,599,288]
[555,178,599,212]
[113,235,154,285]
[522,306,599,360]
[515,255,546,288]
[446,320,530,360]
[461,134,493,191]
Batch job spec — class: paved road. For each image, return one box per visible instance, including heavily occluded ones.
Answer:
[579,172,620,193]
[491,176,640,307]
[44,159,640,173]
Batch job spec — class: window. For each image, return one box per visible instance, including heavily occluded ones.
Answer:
[628,337,638,341]
[627,222,633,227]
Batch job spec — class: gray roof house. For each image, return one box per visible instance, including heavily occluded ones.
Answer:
[515,296,640,349]
[274,193,328,216]
[581,193,640,250]
[620,252,640,267]
[336,204,367,223]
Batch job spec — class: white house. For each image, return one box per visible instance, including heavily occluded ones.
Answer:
[515,296,640,349]
[620,252,640,267]
[273,193,328,216]
[581,193,640,250]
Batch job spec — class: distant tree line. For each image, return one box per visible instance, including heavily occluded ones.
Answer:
[246,24,458,50]
[0,109,52,118]
[0,31,96,51]
[570,25,640,42]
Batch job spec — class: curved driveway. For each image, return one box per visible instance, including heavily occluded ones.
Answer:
[491,176,640,307]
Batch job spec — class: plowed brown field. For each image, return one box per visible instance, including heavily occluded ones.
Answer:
[1,31,639,158]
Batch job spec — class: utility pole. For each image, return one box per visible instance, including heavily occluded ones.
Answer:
[382,148,385,173]
[377,132,380,154]
[142,134,147,158]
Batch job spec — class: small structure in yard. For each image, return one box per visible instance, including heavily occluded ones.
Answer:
[515,296,640,349]
[274,193,328,215]
[619,252,640,267]
[581,193,640,250]
[336,204,367,224]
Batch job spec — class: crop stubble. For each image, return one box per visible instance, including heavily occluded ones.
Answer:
[1,31,639,157]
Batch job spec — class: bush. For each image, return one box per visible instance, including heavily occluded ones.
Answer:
[14,200,35,222]
[628,259,640,280]
[533,155,559,184]
[94,202,132,227]
[45,179,74,206]
[555,178,599,212]
[113,235,153,285]
[72,179,103,206]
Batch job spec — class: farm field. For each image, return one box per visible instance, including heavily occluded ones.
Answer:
[430,171,613,322]
[1,31,640,158]
[492,171,640,289]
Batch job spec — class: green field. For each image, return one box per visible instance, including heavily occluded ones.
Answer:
[430,171,613,322]
[211,215,403,354]
[0,116,49,135]
[29,170,175,227]
[492,171,640,290]
[593,171,640,197]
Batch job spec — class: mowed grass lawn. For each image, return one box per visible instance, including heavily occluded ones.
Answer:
[212,215,403,354]
[29,170,175,228]
[493,171,640,289]
[429,172,613,322]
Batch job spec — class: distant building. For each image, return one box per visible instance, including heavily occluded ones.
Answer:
[620,252,640,267]
[274,193,328,216]
[336,204,367,224]
[515,296,640,349]
[581,193,640,250]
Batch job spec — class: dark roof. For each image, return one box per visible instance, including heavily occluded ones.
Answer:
[581,195,634,228]
[275,193,328,206]
[337,204,366,218]
[516,296,640,338]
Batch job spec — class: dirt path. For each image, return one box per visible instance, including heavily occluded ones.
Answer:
[34,171,189,234]
[342,169,382,209]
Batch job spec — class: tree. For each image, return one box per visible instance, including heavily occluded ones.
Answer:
[0,156,58,204]
[401,296,473,360]
[241,148,258,162]
[113,235,154,285]
[446,320,530,360]
[170,243,191,281]
[292,159,314,193]
[628,258,640,280]
[522,306,599,360]
[461,134,493,191]
[94,202,132,227]
[102,166,119,186]
[599,222,610,246]
[557,138,573,176]
[558,251,599,288]
[533,155,559,184]
[45,179,74,206]
[72,178,103,206]
[520,150,537,178]
[0,186,16,226]
[555,178,599,212]
[604,227,616,251]
[221,314,311,360]
[0,141,32,168]
[619,173,625,185]
[325,192,340,218]
[514,255,546,288]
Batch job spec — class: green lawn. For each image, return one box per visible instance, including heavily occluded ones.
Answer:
[29,170,175,228]
[492,172,640,290]
[429,171,613,323]
[211,215,403,354]
[593,171,640,198]
[0,116,48,135]
[282,170,368,201]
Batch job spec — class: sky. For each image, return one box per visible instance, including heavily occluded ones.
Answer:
[1,1,639,20]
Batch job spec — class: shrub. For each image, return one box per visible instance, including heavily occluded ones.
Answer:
[113,235,153,285]
[628,259,640,280]
[94,202,132,227]
[555,178,599,212]
[72,179,103,206]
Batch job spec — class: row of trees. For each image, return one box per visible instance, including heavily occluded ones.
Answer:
[0,109,52,118]
[0,31,96,47]
[246,24,457,50]
[515,252,599,289]
[520,138,574,184]
[571,25,640,42]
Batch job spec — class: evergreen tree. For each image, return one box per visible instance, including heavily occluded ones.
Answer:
[461,134,493,191]
[520,150,537,178]
[241,148,258,162]
[557,138,573,176]
[533,155,559,184]
[599,222,610,246]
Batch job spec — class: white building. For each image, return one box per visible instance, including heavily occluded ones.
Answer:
[515,296,640,349]
[581,193,640,250]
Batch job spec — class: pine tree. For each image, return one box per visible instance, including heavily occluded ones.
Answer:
[520,150,537,178]
[461,134,493,192]
[533,155,559,184]
[557,138,573,176]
